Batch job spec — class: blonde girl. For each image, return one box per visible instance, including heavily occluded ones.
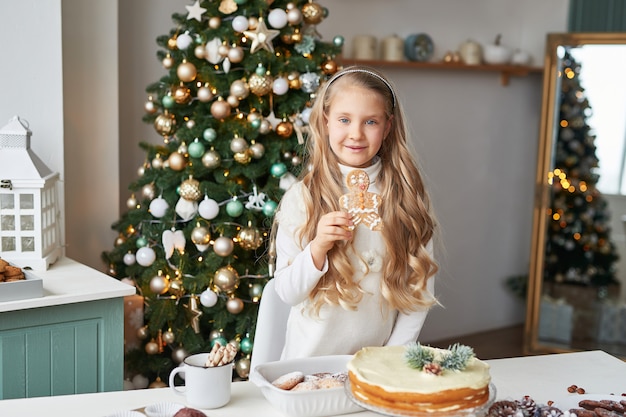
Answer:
[271,66,438,359]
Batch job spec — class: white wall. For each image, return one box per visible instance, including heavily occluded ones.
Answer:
[0,0,570,342]
[61,0,119,269]
[0,0,66,254]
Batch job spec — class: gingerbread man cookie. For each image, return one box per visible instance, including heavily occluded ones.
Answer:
[339,169,383,231]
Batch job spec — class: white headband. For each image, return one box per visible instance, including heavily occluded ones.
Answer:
[326,68,396,108]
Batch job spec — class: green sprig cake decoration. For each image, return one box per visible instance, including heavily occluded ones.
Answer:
[405,342,475,375]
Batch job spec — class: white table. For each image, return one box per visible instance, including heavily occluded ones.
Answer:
[0,351,624,416]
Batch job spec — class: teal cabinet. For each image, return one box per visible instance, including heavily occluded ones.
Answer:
[0,297,124,399]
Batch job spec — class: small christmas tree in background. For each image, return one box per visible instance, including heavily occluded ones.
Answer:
[544,50,619,288]
[102,0,343,386]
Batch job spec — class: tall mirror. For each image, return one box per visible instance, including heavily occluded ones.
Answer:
[525,33,626,358]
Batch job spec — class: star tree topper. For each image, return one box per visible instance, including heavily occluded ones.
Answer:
[186,0,207,22]
[244,18,279,53]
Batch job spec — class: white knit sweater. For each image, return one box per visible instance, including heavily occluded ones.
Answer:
[273,159,435,359]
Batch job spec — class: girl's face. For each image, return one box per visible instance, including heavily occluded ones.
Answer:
[325,85,392,168]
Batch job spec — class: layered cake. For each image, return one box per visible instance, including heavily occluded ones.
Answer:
[347,343,491,413]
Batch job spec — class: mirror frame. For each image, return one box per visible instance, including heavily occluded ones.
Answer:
[524,32,626,356]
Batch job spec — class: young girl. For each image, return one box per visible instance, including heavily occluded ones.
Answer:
[271,66,438,359]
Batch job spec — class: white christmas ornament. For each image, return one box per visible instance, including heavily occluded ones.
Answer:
[175,198,198,221]
[149,196,169,218]
[232,15,249,32]
[245,186,267,211]
[200,289,218,307]
[272,77,289,95]
[123,253,136,266]
[131,374,149,390]
[300,107,312,124]
[176,32,193,50]
[279,172,298,190]
[199,196,220,219]
[205,38,224,64]
[186,0,207,22]
[136,247,156,267]
[268,8,288,28]
[162,229,186,259]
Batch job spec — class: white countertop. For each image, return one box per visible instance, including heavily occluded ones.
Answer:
[0,350,624,416]
[0,256,136,312]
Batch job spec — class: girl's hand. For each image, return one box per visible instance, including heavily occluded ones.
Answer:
[310,211,353,270]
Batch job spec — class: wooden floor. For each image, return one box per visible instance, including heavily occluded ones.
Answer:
[427,324,526,360]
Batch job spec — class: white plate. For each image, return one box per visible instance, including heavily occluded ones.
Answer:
[250,355,363,417]
[105,411,145,417]
[144,402,185,417]
[552,394,626,412]
[345,381,496,417]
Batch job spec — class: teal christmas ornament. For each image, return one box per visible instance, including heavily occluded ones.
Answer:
[136,236,148,248]
[211,336,228,348]
[333,35,344,47]
[240,336,253,354]
[226,199,244,217]
[203,127,217,142]
[162,95,175,109]
[262,200,278,217]
[188,139,205,158]
[270,162,287,178]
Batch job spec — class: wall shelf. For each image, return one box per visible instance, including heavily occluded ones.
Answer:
[340,59,544,86]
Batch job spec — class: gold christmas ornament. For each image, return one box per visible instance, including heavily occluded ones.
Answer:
[233,150,252,164]
[210,97,232,119]
[167,37,178,50]
[145,339,160,355]
[197,84,214,102]
[291,29,303,44]
[163,329,175,344]
[168,277,185,297]
[172,85,192,104]
[208,16,221,29]
[194,44,206,59]
[162,54,174,69]
[191,226,211,245]
[276,120,294,138]
[237,225,264,250]
[302,1,324,25]
[228,46,244,63]
[202,149,221,168]
[226,296,244,314]
[248,73,273,96]
[167,152,187,171]
[288,71,302,89]
[184,296,203,334]
[149,377,168,388]
[244,18,279,54]
[179,177,202,201]
[218,0,237,14]
[213,265,240,294]
[154,112,176,137]
[144,98,157,114]
[230,79,250,100]
[322,59,338,75]
[177,60,197,82]
[142,183,156,200]
[235,357,251,379]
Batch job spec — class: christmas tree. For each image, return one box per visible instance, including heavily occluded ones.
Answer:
[544,49,619,288]
[102,0,343,386]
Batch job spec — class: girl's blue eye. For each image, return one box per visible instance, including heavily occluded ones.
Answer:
[366,119,377,125]
[339,117,349,123]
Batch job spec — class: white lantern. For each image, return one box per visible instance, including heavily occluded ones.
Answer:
[0,116,62,270]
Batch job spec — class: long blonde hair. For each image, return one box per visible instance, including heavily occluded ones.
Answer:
[274,66,438,315]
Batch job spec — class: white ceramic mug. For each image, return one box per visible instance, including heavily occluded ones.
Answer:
[169,352,233,409]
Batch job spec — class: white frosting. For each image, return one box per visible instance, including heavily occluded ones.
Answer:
[347,345,491,394]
